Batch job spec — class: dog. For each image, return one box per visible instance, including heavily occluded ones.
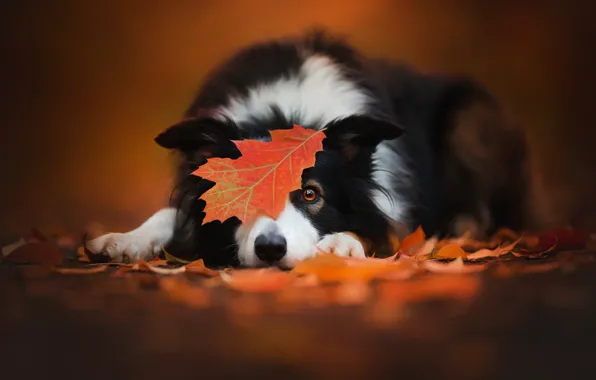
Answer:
[86,29,531,268]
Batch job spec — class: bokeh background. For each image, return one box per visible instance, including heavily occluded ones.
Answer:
[1,0,595,239]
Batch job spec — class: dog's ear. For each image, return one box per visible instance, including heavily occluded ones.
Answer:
[155,117,242,159]
[322,115,403,160]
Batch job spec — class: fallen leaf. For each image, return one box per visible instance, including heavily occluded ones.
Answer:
[185,259,219,276]
[221,268,293,293]
[436,244,467,259]
[2,241,62,265]
[399,226,426,255]
[466,238,521,260]
[374,257,420,280]
[52,264,109,274]
[518,228,586,254]
[512,240,557,259]
[412,236,438,260]
[292,253,410,283]
[423,257,487,274]
[135,260,187,275]
[193,124,325,223]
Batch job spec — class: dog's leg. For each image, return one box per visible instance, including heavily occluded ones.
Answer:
[86,208,177,263]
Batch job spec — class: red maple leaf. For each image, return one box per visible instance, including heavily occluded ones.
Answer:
[192,125,325,223]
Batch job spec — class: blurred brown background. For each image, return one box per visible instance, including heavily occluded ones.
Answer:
[1,0,595,239]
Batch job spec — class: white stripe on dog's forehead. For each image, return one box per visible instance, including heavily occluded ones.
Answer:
[216,54,371,129]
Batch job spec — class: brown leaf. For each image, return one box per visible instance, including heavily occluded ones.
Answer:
[512,240,557,259]
[2,241,62,265]
[52,264,109,274]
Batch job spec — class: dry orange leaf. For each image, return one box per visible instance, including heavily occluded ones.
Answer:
[192,124,325,223]
[135,260,187,275]
[292,253,415,283]
[399,226,426,255]
[412,236,438,260]
[52,264,109,274]
[423,257,487,274]
[221,268,293,293]
[436,244,467,259]
[374,257,420,280]
[466,238,521,260]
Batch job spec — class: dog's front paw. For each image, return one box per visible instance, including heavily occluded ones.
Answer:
[86,232,160,263]
[316,232,366,258]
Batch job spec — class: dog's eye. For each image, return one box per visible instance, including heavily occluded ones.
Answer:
[302,188,318,202]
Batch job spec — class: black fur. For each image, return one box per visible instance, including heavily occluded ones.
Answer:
[155,29,529,265]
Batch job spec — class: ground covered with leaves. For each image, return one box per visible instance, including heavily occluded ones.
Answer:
[2,226,596,379]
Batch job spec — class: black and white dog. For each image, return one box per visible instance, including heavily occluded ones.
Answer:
[87,29,530,268]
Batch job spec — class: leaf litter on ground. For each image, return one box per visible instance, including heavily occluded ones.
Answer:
[3,124,594,312]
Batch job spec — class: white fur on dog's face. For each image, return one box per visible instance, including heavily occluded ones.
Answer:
[235,200,320,268]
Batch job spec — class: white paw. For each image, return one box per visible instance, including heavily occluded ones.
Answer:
[316,232,366,258]
[86,232,160,263]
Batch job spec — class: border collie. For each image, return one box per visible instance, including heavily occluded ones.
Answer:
[86,29,530,268]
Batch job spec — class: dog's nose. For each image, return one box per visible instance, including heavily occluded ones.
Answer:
[254,233,287,263]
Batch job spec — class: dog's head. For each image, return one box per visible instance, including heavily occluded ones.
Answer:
[155,113,404,268]
[234,115,404,268]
